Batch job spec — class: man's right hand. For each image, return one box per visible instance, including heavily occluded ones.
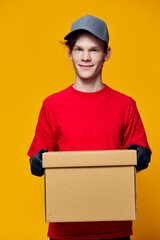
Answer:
[30,148,48,177]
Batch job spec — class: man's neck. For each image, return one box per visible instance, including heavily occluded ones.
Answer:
[73,76,104,93]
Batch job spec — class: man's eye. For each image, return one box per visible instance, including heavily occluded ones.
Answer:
[91,49,98,52]
[75,48,82,51]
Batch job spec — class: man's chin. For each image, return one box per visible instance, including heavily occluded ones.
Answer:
[76,72,97,80]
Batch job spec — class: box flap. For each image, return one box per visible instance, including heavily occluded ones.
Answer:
[43,150,137,168]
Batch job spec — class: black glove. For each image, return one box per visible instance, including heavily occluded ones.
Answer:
[127,144,151,171]
[30,148,48,176]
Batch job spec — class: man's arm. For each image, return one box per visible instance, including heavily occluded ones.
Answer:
[122,98,151,172]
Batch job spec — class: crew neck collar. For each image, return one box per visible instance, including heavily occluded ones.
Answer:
[69,84,109,97]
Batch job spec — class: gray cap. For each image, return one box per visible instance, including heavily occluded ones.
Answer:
[64,15,109,44]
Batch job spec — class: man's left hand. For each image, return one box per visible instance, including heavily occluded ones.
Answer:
[127,144,151,171]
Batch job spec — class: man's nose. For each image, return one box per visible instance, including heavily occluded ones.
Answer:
[81,51,91,61]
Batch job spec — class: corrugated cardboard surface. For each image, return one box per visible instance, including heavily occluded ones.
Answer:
[43,150,137,223]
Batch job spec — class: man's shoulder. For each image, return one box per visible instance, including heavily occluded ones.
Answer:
[43,85,72,105]
[107,87,137,111]
[109,87,135,104]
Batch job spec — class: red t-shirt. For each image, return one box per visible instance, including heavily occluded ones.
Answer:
[28,84,150,239]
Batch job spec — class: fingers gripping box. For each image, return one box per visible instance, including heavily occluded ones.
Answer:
[43,150,137,222]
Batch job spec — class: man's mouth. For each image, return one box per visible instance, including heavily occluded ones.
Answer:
[79,64,94,70]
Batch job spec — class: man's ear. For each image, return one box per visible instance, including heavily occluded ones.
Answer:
[68,48,72,60]
[104,46,111,61]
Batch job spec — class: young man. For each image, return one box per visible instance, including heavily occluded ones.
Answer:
[28,15,151,240]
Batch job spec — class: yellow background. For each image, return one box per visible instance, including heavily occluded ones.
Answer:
[0,0,159,239]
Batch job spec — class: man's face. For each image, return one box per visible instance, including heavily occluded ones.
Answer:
[68,33,111,81]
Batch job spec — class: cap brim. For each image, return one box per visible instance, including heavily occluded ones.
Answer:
[64,28,106,42]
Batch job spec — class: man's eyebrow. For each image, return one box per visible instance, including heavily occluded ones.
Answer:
[74,45,83,48]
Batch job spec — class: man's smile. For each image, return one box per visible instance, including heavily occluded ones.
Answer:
[78,64,94,70]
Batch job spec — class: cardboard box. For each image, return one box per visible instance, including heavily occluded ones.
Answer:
[43,150,137,223]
